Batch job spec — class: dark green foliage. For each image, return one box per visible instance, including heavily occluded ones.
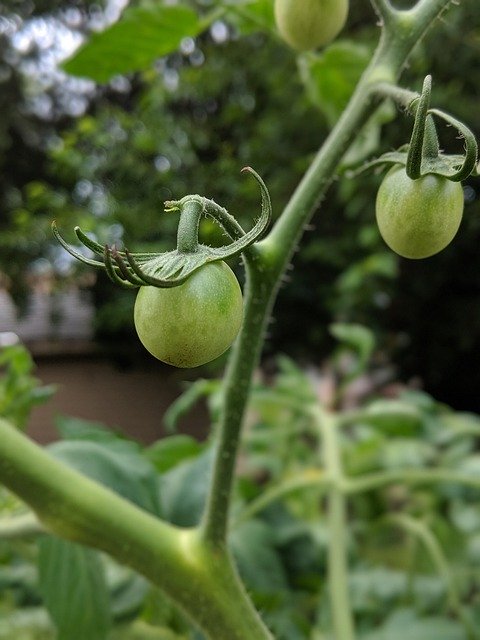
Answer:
[3,336,480,638]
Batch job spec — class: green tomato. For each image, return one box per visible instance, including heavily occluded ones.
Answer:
[134,262,243,368]
[375,165,464,259]
[274,0,349,52]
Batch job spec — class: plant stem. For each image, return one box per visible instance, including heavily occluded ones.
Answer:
[202,0,456,548]
[0,419,271,640]
[316,410,356,640]
[345,468,480,493]
[176,197,203,253]
[233,469,329,527]
[201,249,278,545]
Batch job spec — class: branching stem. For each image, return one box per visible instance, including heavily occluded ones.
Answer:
[201,0,456,549]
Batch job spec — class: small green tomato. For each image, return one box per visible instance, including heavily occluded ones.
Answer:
[134,262,243,368]
[375,165,464,259]
[274,0,349,52]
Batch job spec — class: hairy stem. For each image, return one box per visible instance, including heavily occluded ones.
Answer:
[201,248,278,545]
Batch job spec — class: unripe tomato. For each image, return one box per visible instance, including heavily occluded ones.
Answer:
[375,165,464,259]
[134,262,243,368]
[274,0,349,52]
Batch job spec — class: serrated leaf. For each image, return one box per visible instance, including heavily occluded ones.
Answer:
[63,6,203,83]
[38,536,111,640]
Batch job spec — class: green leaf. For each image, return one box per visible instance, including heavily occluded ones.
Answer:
[160,447,214,527]
[230,520,289,593]
[225,0,275,36]
[299,40,372,126]
[356,399,424,435]
[381,438,436,470]
[330,322,376,382]
[163,379,219,433]
[48,440,162,516]
[38,536,111,640]
[145,435,202,473]
[55,415,133,447]
[63,6,204,83]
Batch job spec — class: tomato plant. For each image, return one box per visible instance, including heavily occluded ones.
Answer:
[274,0,349,51]
[375,165,464,259]
[134,262,243,368]
[1,2,479,640]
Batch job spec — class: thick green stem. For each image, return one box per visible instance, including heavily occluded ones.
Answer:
[0,419,269,640]
[317,410,356,640]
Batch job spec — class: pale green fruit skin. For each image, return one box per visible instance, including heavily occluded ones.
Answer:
[134,262,243,368]
[376,165,464,259]
[274,0,349,51]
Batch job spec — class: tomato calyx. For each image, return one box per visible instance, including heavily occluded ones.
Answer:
[52,166,271,291]
[353,76,478,183]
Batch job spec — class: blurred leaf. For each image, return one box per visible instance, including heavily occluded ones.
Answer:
[163,380,219,433]
[363,608,465,640]
[0,345,56,430]
[0,608,53,639]
[38,537,111,640]
[145,435,202,474]
[230,520,288,593]
[299,41,372,126]
[63,6,205,82]
[48,440,161,516]
[342,101,396,167]
[330,322,376,382]
[160,447,214,527]
[225,0,275,35]
[380,438,436,470]
[55,415,134,449]
[106,563,149,621]
[355,399,424,435]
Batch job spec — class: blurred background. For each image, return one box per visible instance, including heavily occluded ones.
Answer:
[0,0,479,441]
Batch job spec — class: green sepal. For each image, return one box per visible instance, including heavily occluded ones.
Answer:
[352,75,478,182]
[53,167,272,289]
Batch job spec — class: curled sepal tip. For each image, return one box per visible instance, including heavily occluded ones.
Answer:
[52,167,272,289]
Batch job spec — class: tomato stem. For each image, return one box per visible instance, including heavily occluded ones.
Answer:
[176,196,203,253]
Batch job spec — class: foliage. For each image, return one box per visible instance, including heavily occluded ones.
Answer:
[0,344,56,429]
[1,326,480,637]
[0,2,478,640]
[1,0,479,408]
